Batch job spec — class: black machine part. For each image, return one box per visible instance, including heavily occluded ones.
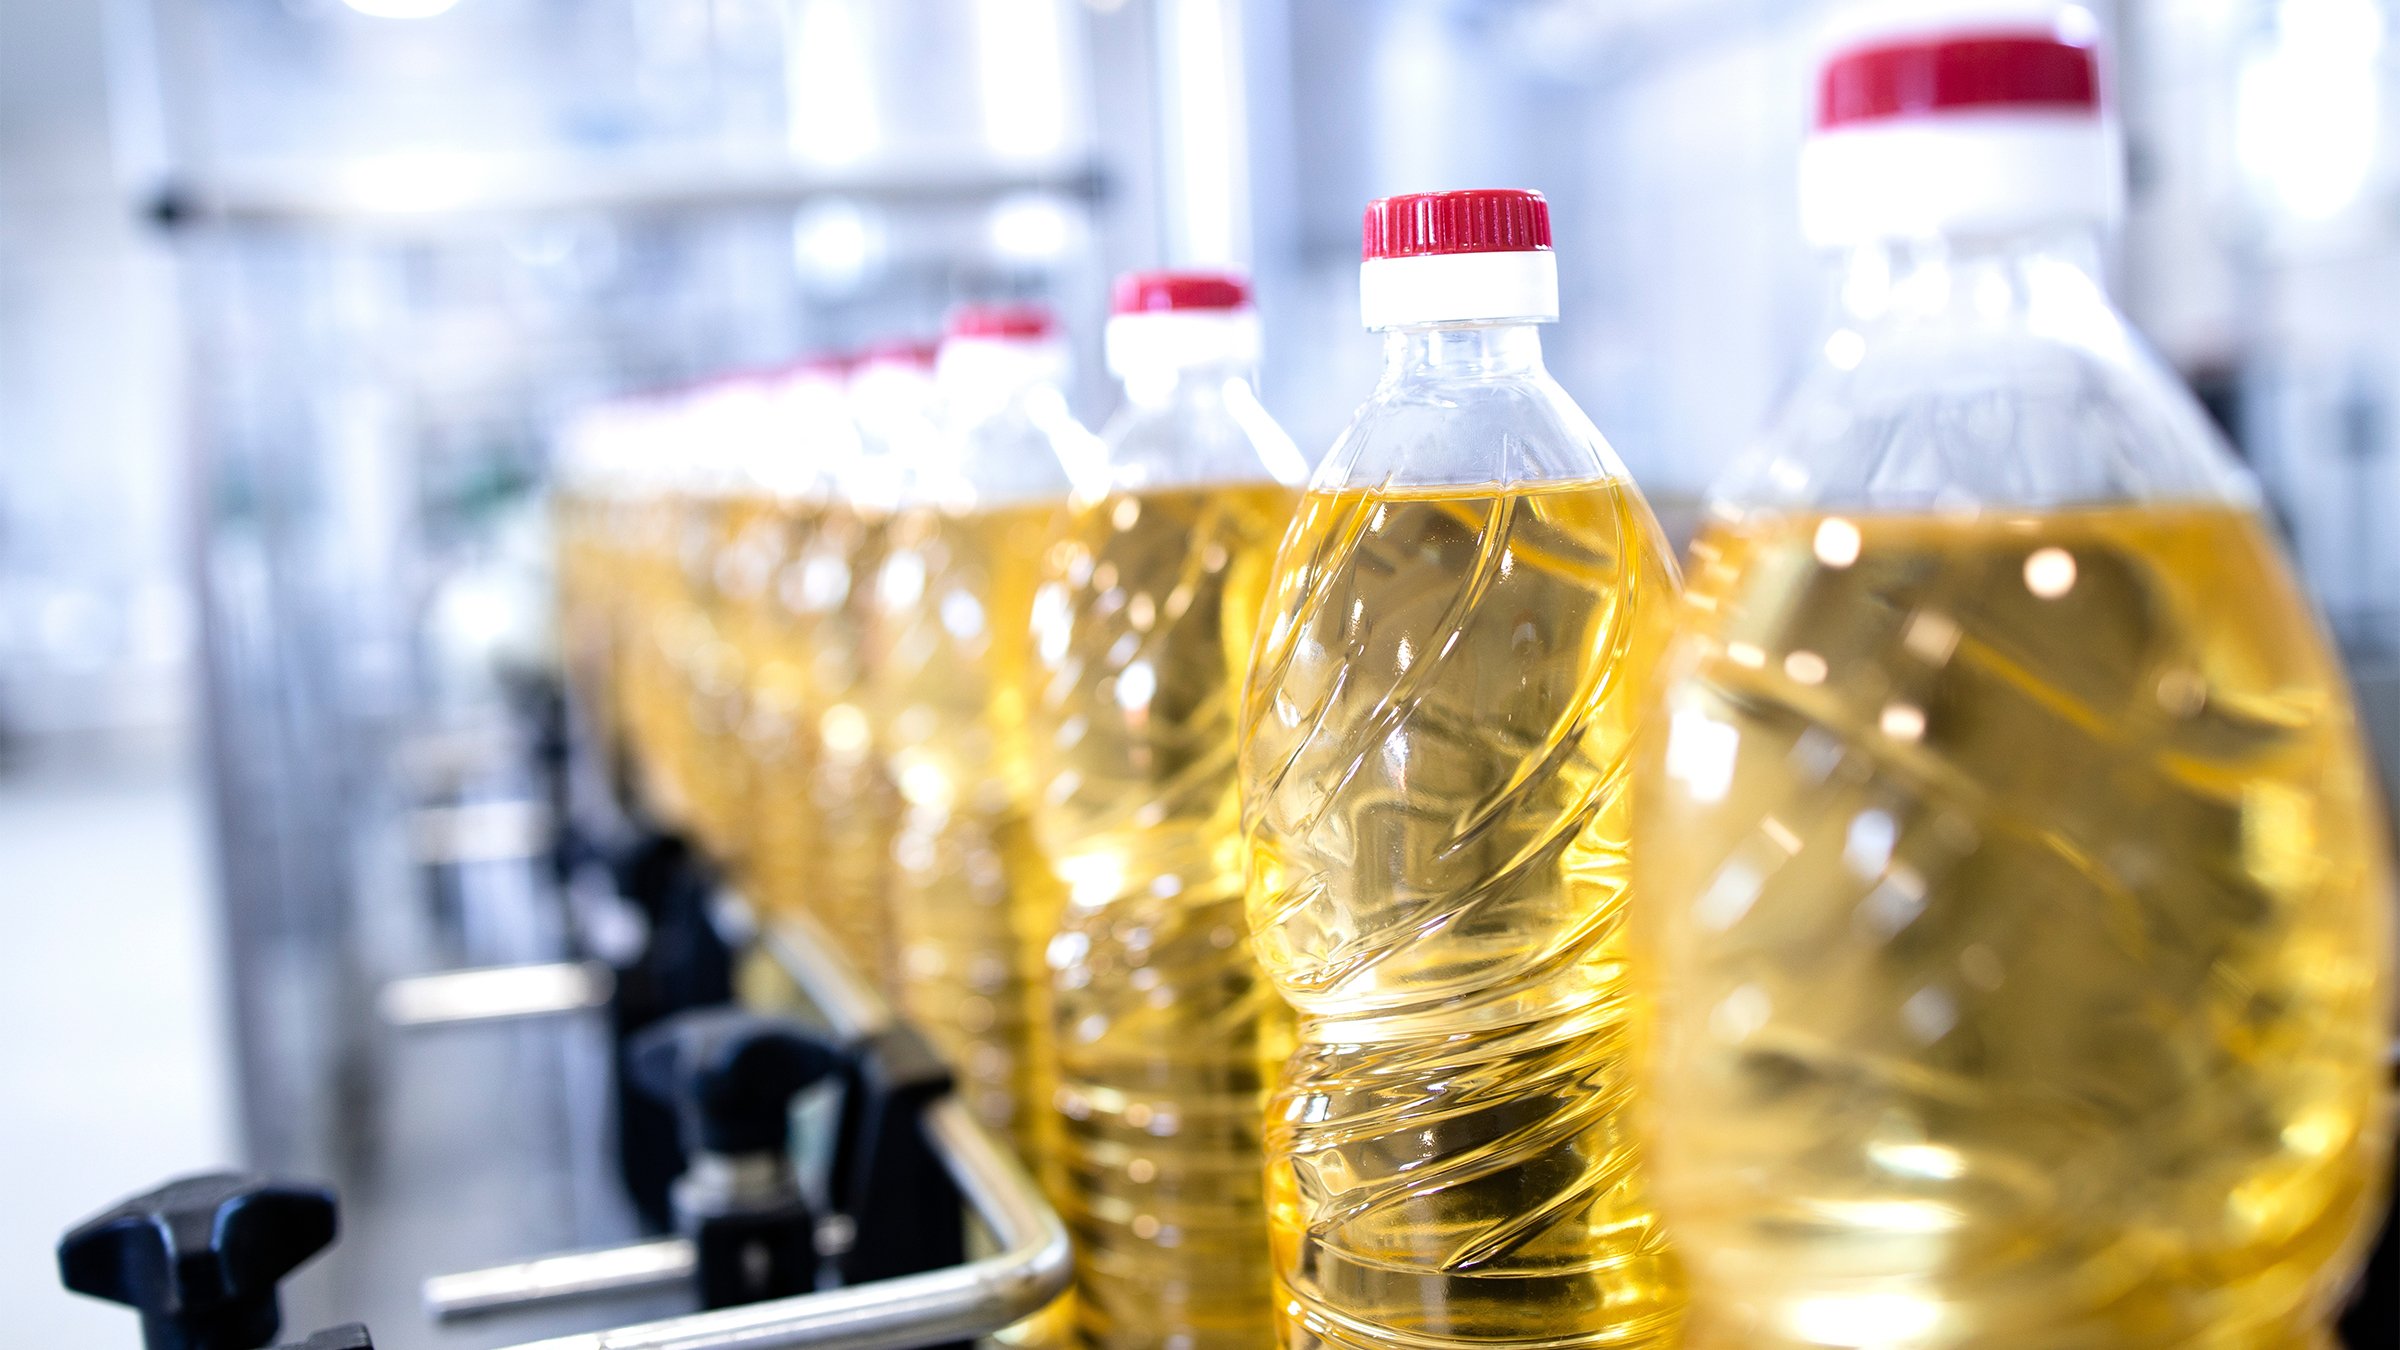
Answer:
[833,1023,966,1290]
[604,830,737,1232]
[630,1008,845,1308]
[57,1172,338,1350]
[629,1007,843,1159]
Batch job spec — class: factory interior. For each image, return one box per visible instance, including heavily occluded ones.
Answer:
[2,2,2396,1347]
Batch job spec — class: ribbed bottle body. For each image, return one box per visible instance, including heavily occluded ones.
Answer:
[1242,477,1686,1349]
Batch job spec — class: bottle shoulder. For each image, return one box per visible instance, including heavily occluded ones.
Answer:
[1099,382,1310,492]
[952,391,1097,504]
[1722,301,2257,515]
[1318,367,1638,494]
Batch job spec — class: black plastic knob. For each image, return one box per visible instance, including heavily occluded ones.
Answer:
[609,831,703,922]
[630,1009,843,1155]
[833,1025,964,1290]
[58,1172,337,1350]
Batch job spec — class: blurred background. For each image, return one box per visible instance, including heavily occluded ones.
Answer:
[3,0,2396,1343]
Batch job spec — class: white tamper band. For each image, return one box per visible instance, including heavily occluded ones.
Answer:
[1800,112,2121,248]
[1360,251,1559,329]
[1105,311,1262,377]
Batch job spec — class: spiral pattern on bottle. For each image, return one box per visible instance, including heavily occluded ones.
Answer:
[1240,480,1687,1349]
[1032,483,1300,1348]
[1639,507,2396,1349]
[878,500,1069,1156]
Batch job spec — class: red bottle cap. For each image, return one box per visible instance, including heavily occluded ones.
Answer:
[945,303,1059,342]
[1361,189,1552,262]
[858,337,940,369]
[785,351,852,379]
[1818,30,2101,131]
[1111,269,1251,315]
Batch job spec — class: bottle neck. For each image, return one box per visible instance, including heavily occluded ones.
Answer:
[1837,224,2113,332]
[1378,322,1548,385]
[937,340,1068,425]
[1118,358,1259,412]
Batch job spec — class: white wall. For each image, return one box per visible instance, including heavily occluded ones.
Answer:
[0,0,188,741]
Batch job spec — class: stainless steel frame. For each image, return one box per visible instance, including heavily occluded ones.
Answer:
[418,906,1071,1349]
[381,961,616,1029]
[486,1095,1068,1350]
[426,1239,699,1319]
[150,157,1106,236]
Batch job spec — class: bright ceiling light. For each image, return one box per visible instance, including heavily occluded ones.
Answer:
[342,0,465,18]
[2238,0,2385,221]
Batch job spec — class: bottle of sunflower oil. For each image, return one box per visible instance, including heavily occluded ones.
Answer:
[742,339,928,978]
[879,305,1092,1152]
[1023,269,1306,1349]
[624,376,734,846]
[760,337,941,985]
[629,391,694,827]
[877,305,1089,1348]
[1238,189,1687,1350]
[669,367,823,868]
[572,407,660,802]
[552,404,620,749]
[1634,9,2397,1348]
[730,356,856,922]
[619,382,720,834]
[595,396,656,796]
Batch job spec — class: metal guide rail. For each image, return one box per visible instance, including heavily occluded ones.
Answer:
[473,1096,1066,1350]
[484,1093,1064,1350]
[423,905,1072,1350]
[395,671,1072,1348]
[61,894,1070,1350]
[53,675,1073,1349]
[144,156,1107,234]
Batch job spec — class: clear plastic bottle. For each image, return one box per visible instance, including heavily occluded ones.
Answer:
[608,392,688,816]
[734,356,859,925]
[552,402,626,752]
[1027,270,1308,1348]
[1238,190,1687,1349]
[1634,11,2397,1348]
[879,305,1096,1155]
[755,338,939,982]
[645,373,765,847]
[555,398,673,791]
[682,362,838,872]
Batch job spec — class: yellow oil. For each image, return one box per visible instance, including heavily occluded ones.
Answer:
[878,497,1072,1155]
[615,493,713,830]
[752,496,900,982]
[554,487,623,748]
[1638,504,2396,1350]
[725,498,825,920]
[671,492,782,864]
[1239,477,1688,1350]
[1028,481,1301,1348]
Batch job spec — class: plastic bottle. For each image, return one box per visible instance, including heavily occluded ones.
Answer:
[880,304,1096,1154]
[552,402,624,750]
[590,408,665,781]
[1634,10,2397,1347]
[1027,270,1307,1348]
[675,362,838,871]
[750,339,938,978]
[734,356,860,924]
[636,375,753,842]
[1238,189,1687,1349]
[606,391,686,812]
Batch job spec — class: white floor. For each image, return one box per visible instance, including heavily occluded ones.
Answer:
[0,737,234,1342]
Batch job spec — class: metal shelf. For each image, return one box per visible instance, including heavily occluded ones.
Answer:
[145,153,1107,234]
[399,907,1071,1350]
